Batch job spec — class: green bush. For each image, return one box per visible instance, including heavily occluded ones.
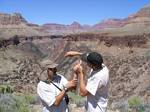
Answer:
[0,85,13,94]
[128,96,145,112]
[24,94,38,104]
[0,94,37,112]
[128,96,142,108]
[68,92,85,107]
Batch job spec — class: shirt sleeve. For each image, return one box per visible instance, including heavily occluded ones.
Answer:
[86,76,101,96]
[60,75,68,87]
[37,83,56,107]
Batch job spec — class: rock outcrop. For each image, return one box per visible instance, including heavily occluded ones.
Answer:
[0,13,27,25]
[0,13,48,39]
[93,19,124,29]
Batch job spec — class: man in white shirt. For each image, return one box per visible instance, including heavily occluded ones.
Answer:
[37,60,77,112]
[65,51,109,112]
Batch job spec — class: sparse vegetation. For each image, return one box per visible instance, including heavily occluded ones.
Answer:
[24,94,38,104]
[0,85,13,94]
[128,96,142,108]
[128,96,145,112]
[68,92,85,107]
[110,97,150,112]
[0,94,38,112]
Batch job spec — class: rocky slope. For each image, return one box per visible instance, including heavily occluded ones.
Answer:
[0,13,27,25]
[0,33,149,99]
[42,21,85,35]
[0,32,149,112]
[92,19,123,29]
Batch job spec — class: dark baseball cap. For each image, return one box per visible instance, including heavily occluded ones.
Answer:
[81,52,103,66]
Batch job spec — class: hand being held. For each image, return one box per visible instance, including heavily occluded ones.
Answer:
[65,79,77,90]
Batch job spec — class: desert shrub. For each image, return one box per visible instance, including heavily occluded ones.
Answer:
[144,103,150,112]
[0,94,37,112]
[128,96,142,107]
[0,85,13,94]
[68,92,85,107]
[12,35,20,45]
[128,96,145,112]
[111,100,129,112]
[24,94,39,104]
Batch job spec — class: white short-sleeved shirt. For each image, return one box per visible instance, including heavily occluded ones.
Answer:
[85,64,109,112]
[37,74,68,112]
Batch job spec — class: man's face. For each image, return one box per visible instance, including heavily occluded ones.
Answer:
[47,68,56,80]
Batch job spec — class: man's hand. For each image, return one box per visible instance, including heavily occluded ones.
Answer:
[73,60,83,74]
[65,51,82,57]
[65,79,77,90]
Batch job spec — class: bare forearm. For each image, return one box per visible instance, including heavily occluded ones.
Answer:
[79,73,88,96]
[65,51,83,57]
[72,52,82,57]
[54,90,66,106]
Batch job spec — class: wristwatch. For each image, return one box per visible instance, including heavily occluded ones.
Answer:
[63,86,68,92]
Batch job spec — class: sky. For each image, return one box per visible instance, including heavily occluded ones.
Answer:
[0,0,150,25]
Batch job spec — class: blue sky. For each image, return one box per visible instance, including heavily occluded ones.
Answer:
[0,0,150,25]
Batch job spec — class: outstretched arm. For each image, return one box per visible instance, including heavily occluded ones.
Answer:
[65,51,82,57]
